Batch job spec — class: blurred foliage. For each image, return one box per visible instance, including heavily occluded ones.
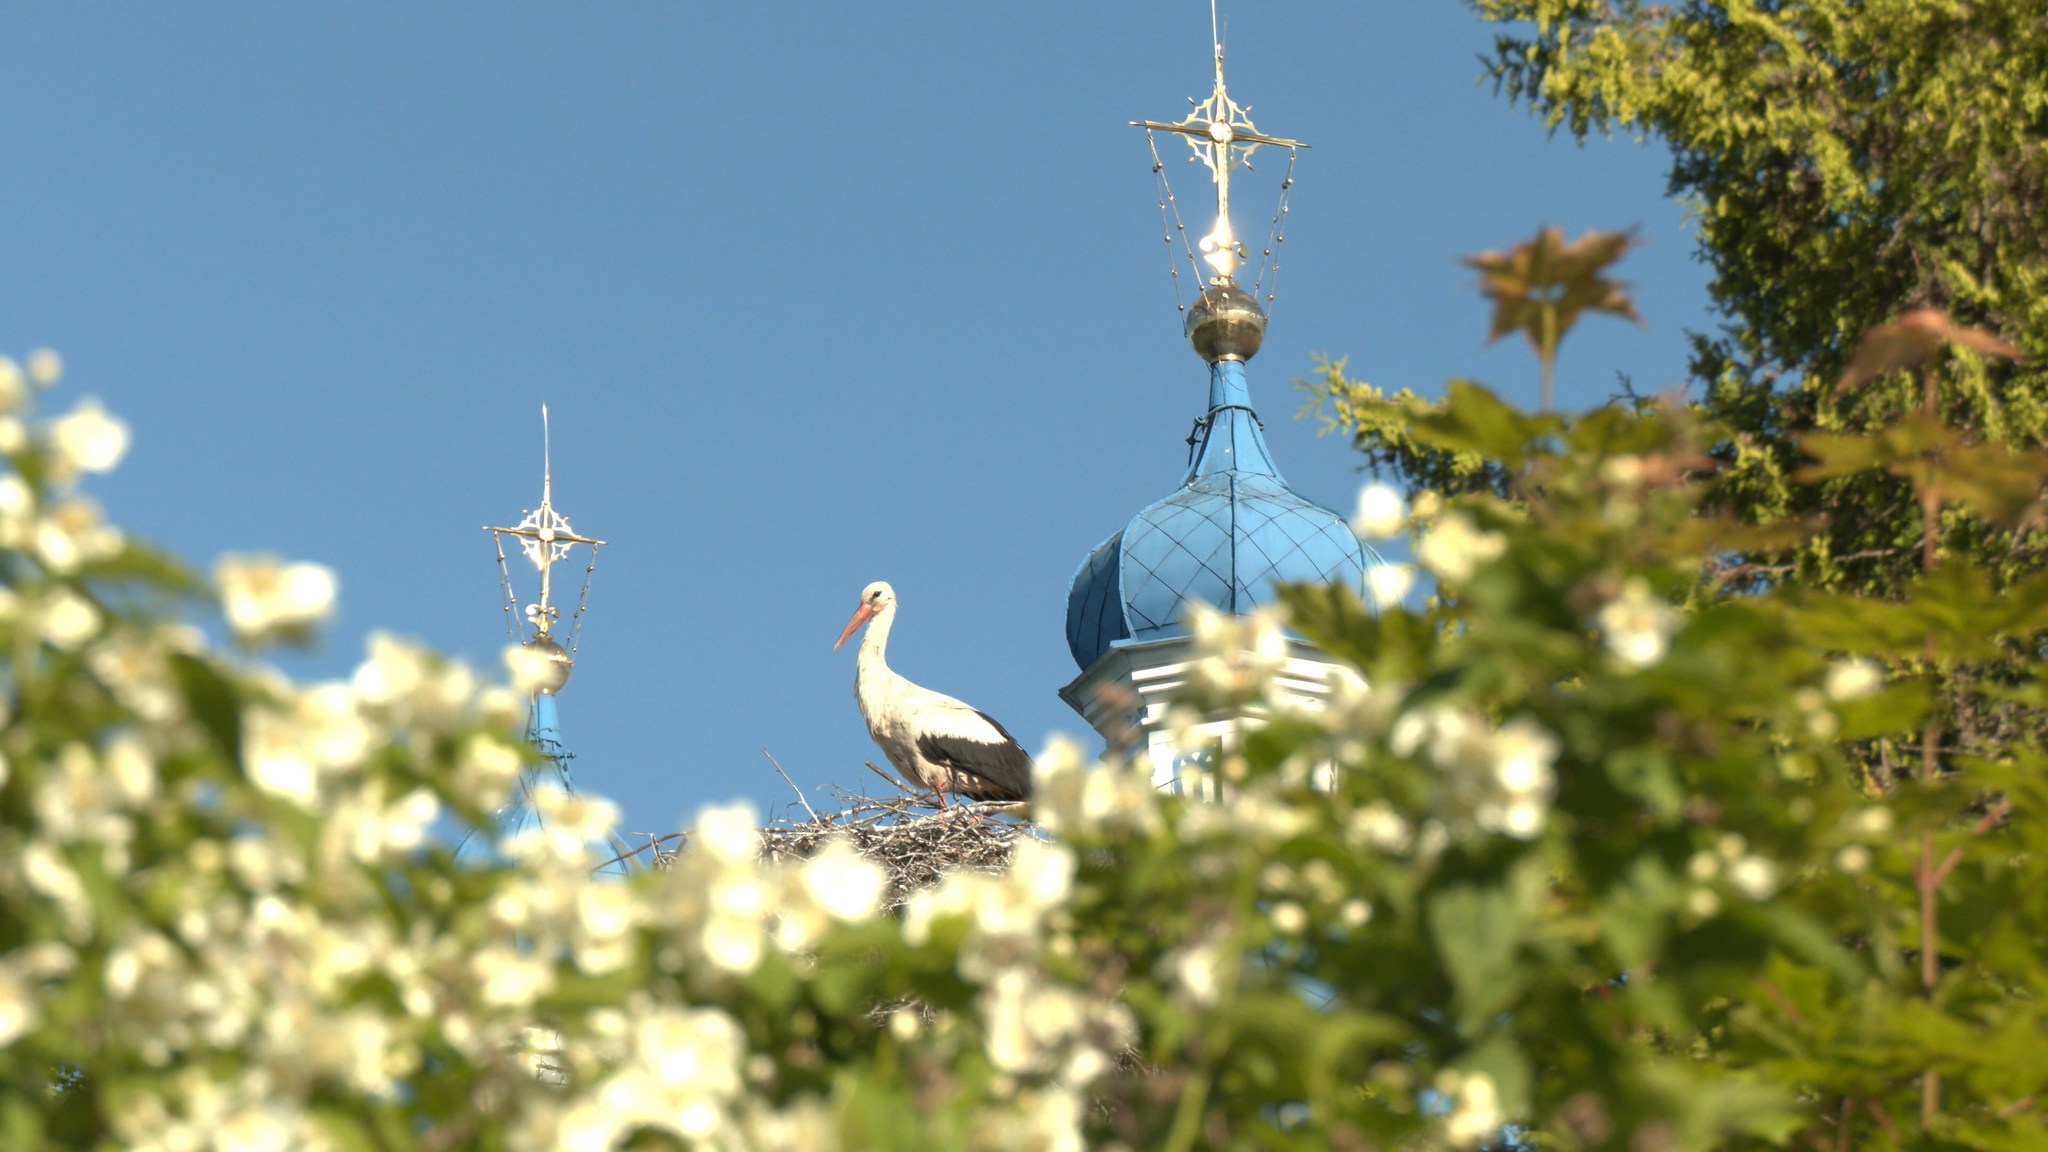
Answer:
[1312,0,2048,835]
[8,231,2048,1150]
[6,4,2048,1146]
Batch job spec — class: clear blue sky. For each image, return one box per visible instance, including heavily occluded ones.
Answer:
[3,4,1712,841]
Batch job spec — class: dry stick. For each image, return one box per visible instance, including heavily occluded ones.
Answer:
[1931,796,2013,888]
[1834,1098,1857,1152]
[1916,361,1943,1134]
[866,759,916,796]
[595,831,683,873]
[1865,1098,1901,1141]
[763,749,819,822]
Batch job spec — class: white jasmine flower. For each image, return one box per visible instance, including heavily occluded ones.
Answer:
[1348,804,1413,853]
[1825,658,1884,702]
[1440,1070,1504,1146]
[1351,482,1408,539]
[354,632,428,705]
[532,787,618,845]
[1008,839,1075,910]
[1164,941,1222,1007]
[0,474,32,523]
[1270,902,1307,934]
[1415,512,1506,582]
[26,348,62,388]
[35,497,123,573]
[243,711,319,807]
[472,944,555,1008]
[1600,454,1647,486]
[294,683,371,768]
[1491,715,1559,796]
[48,397,128,475]
[1728,855,1779,900]
[503,641,568,696]
[1366,562,1416,610]
[694,802,761,865]
[105,736,156,807]
[380,788,440,852]
[1028,735,1088,833]
[0,358,23,405]
[38,586,100,649]
[216,554,337,643]
[701,914,765,975]
[889,1008,922,1042]
[458,734,523,806]
[572,885,640,975]
[1835,845,1871,874]
[1596,577,1682,669]
[0,967,35,1046]
[800,840,887,921]
[637,1008,744,1095]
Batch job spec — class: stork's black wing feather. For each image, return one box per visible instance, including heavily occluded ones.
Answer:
[916,712,1032,801]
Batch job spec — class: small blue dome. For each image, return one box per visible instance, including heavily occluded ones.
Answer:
[1065,359,1380,671]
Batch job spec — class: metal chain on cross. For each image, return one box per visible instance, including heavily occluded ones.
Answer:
[1250,146,1296,313]
[483,405,607,652]
[1149,128,1206,317]
[1132,33,1307,300]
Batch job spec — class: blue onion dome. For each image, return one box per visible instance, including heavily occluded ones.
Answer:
[1065,284,1381,671]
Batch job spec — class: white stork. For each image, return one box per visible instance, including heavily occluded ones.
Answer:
[833,581,1033,806]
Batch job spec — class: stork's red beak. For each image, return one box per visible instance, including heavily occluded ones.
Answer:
[833,603,876,651]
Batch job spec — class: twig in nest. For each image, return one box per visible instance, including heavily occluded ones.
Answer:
[764,748,819,821]
[866,759,921,800]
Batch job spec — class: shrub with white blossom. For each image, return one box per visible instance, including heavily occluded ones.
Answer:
[8,228,2048,1152]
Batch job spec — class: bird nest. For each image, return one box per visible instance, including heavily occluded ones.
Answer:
[622,760,1036,906]
[760,791,1033,907]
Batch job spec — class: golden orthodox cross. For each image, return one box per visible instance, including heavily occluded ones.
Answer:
[1133,44,1307,283]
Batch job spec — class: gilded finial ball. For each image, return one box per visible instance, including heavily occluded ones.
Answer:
[524,636,574,696]
[1185,281,1267,362]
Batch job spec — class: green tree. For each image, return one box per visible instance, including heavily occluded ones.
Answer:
[1480,0,2047,732]
[1315,2,2047,750]
[10,215,2048,1149]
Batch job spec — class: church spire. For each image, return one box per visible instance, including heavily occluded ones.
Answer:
[1133,35,1306,366]
[1064,13,1382,789]
[1132,39,1307,286]
[469,408,629,872]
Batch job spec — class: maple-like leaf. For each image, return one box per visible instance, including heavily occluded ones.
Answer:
[1835,307,2026,394]
[1461,225,1642,354]
[1462,226,1642,409]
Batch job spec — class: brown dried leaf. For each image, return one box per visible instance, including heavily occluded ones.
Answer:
[1461,226,1642,353]
[1835,307,2027,394]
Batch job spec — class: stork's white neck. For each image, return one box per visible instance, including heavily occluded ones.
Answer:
[853,600,901,725]
[857,600,896,667]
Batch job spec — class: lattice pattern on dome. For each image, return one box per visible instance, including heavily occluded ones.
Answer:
[1065,531,1131,667]
[1064,362,1384,672]
[1121,474,1366,636]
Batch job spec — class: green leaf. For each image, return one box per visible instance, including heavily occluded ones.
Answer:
[168,652,243,764]
[1929,443,2048,526]
[1427,884,1524,1028]
[1405,380,1563,468]
[1458,1031,1534,1119]
[1834,680,1931,739]
[1794,415,1959,484]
